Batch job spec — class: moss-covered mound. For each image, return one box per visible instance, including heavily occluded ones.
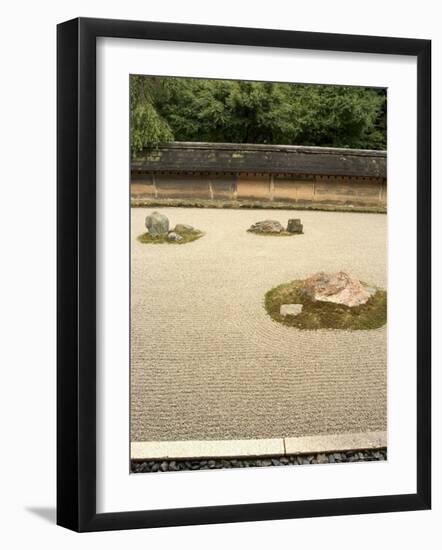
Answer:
[248,230,301,237]
[137,227,204,245]
[264,280,386,330]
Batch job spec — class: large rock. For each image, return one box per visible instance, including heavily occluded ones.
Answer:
[248,220,283,234]
[145,211,169,236]
[287,218,303,234]
[302,271,371,307]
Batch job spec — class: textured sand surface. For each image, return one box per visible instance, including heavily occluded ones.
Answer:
[131,208,387,442]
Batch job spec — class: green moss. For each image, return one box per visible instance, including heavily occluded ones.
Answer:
[264,280,387,330]
[247,230,303,237]
[131,198,387,214]
[141,151,162,162]
[137,228,204,245]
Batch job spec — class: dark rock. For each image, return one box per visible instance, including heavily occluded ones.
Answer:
[287,218,303,234]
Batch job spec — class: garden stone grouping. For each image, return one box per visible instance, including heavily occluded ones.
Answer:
[248,218,303,235]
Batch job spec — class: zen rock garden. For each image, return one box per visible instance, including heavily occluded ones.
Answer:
[131,206,387,467]
[136,212,386,330]
[139,212,304,244]
[265,271,386,330]
[248,218,303,236]
[138,211,204,244]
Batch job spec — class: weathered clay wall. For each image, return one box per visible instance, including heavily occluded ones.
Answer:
[131,173,386,208]
[131,143,386,209]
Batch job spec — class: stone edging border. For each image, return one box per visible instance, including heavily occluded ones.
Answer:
[131,431,387,461]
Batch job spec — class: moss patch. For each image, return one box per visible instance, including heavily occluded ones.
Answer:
[247,230,303,237]
[265,280,386,330]
[131,198,387,214]
[137,228,204,245]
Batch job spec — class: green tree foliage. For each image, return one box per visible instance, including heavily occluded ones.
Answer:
[130,76,174,152]
[130,76,386,155]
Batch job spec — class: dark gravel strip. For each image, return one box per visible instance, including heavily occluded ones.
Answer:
[131,448,387,473]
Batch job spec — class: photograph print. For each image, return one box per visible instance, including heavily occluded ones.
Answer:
[129,75,387,474]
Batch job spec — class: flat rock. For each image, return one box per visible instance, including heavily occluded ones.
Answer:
[145,211,169,235]
[287,218,303,233]
[303,271,371,307]
[248,220,283,233]
[280,304,303,316]
[174,223,194,233]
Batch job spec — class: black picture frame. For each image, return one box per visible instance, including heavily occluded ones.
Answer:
[57,17,431,532]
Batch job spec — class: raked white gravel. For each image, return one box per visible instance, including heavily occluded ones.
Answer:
[131,208,387,442]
